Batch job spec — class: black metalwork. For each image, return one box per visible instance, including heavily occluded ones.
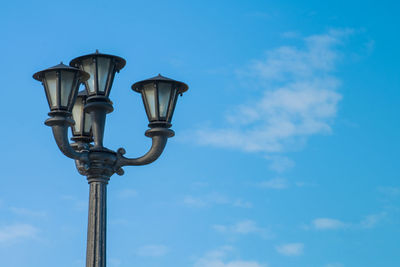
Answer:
[33,52,188,267]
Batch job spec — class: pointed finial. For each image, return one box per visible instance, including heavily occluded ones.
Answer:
[95,49,99,54]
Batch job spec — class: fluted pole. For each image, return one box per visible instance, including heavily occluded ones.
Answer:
[86,176,109,267]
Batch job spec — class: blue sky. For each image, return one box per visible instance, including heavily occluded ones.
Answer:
[0,1,399,266]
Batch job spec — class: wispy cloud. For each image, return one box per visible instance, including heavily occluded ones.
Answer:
[136,245,169,257]
[265,155,295,173]
[9,207,47,217]
[259,178,289,189]
[308,213,387,230]
[194,246,266,267]
[213,220,271,239]
[258,178,315,189]
[184,193,229,207]
[281,31,301,39]
[0,223,38,243]
[233,199,253,208]
[360,212,387,229]
[312,218,347,230]
[195,29,351,157]
[184,193,252,209]
[195,259,265,267]
[276,243,304,256]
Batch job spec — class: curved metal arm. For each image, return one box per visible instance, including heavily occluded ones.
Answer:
[45,115,88,162]
[116,128,174,167]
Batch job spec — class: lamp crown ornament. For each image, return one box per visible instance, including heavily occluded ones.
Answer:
[33,51,188,267]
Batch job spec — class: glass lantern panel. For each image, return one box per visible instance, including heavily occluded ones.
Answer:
[83,111,92,135]
[60,71,75,107]
[167,88,177,122]
[143,83,156,120]
[44,71,57,108]
[71,97,84,134]
[158,82,172,119]
[82,58,96,93]
[97,57,111,93]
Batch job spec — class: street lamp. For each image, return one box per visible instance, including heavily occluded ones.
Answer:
[33,51,188,267]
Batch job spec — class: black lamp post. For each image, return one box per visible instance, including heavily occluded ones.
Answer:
[33,51,188,267]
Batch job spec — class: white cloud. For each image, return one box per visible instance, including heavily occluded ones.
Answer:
[0,223,38,243]
[9,207,46,217]
[259,178,288,189]
[276,243,304,256]
[136,245,169,257]
[195,29,351,155]
[233,199,253,208]
[265,155,295,173]
[213,220,271,238]
[184,193,251,209]
[184,196,208,207]
[194,259,265,267]
[312,218,347,230]
[259,178,315,189]
[295,181,317,187]
[194,246,266,267]
[281,31,300,39]
[308,213,386,230]
[184,193,229,207]
[360,212,386,229]
[203,246,234,259]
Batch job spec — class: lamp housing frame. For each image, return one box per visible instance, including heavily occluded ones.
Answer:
[71,90,93,144]
[33,63,89,113]
[69,51,126,99]
[131,74,188,128]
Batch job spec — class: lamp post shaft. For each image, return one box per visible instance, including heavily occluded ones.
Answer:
[86,178,108,267]
[91,109,107,149]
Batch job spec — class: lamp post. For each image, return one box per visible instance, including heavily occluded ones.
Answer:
[33,51,188,267]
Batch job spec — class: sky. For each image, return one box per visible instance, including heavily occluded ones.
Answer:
[0,1,399,267]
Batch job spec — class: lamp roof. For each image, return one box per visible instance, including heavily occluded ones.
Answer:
[131,74,189,94]
[33,62,89,82]
[69,50,126,71]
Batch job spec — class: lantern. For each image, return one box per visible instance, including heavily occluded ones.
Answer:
[131,74,188,128]
[71,90,93,143]
[70,50,126,98]
[33,63,89,112]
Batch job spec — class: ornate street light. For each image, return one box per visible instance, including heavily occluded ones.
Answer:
[33,51,188,267]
